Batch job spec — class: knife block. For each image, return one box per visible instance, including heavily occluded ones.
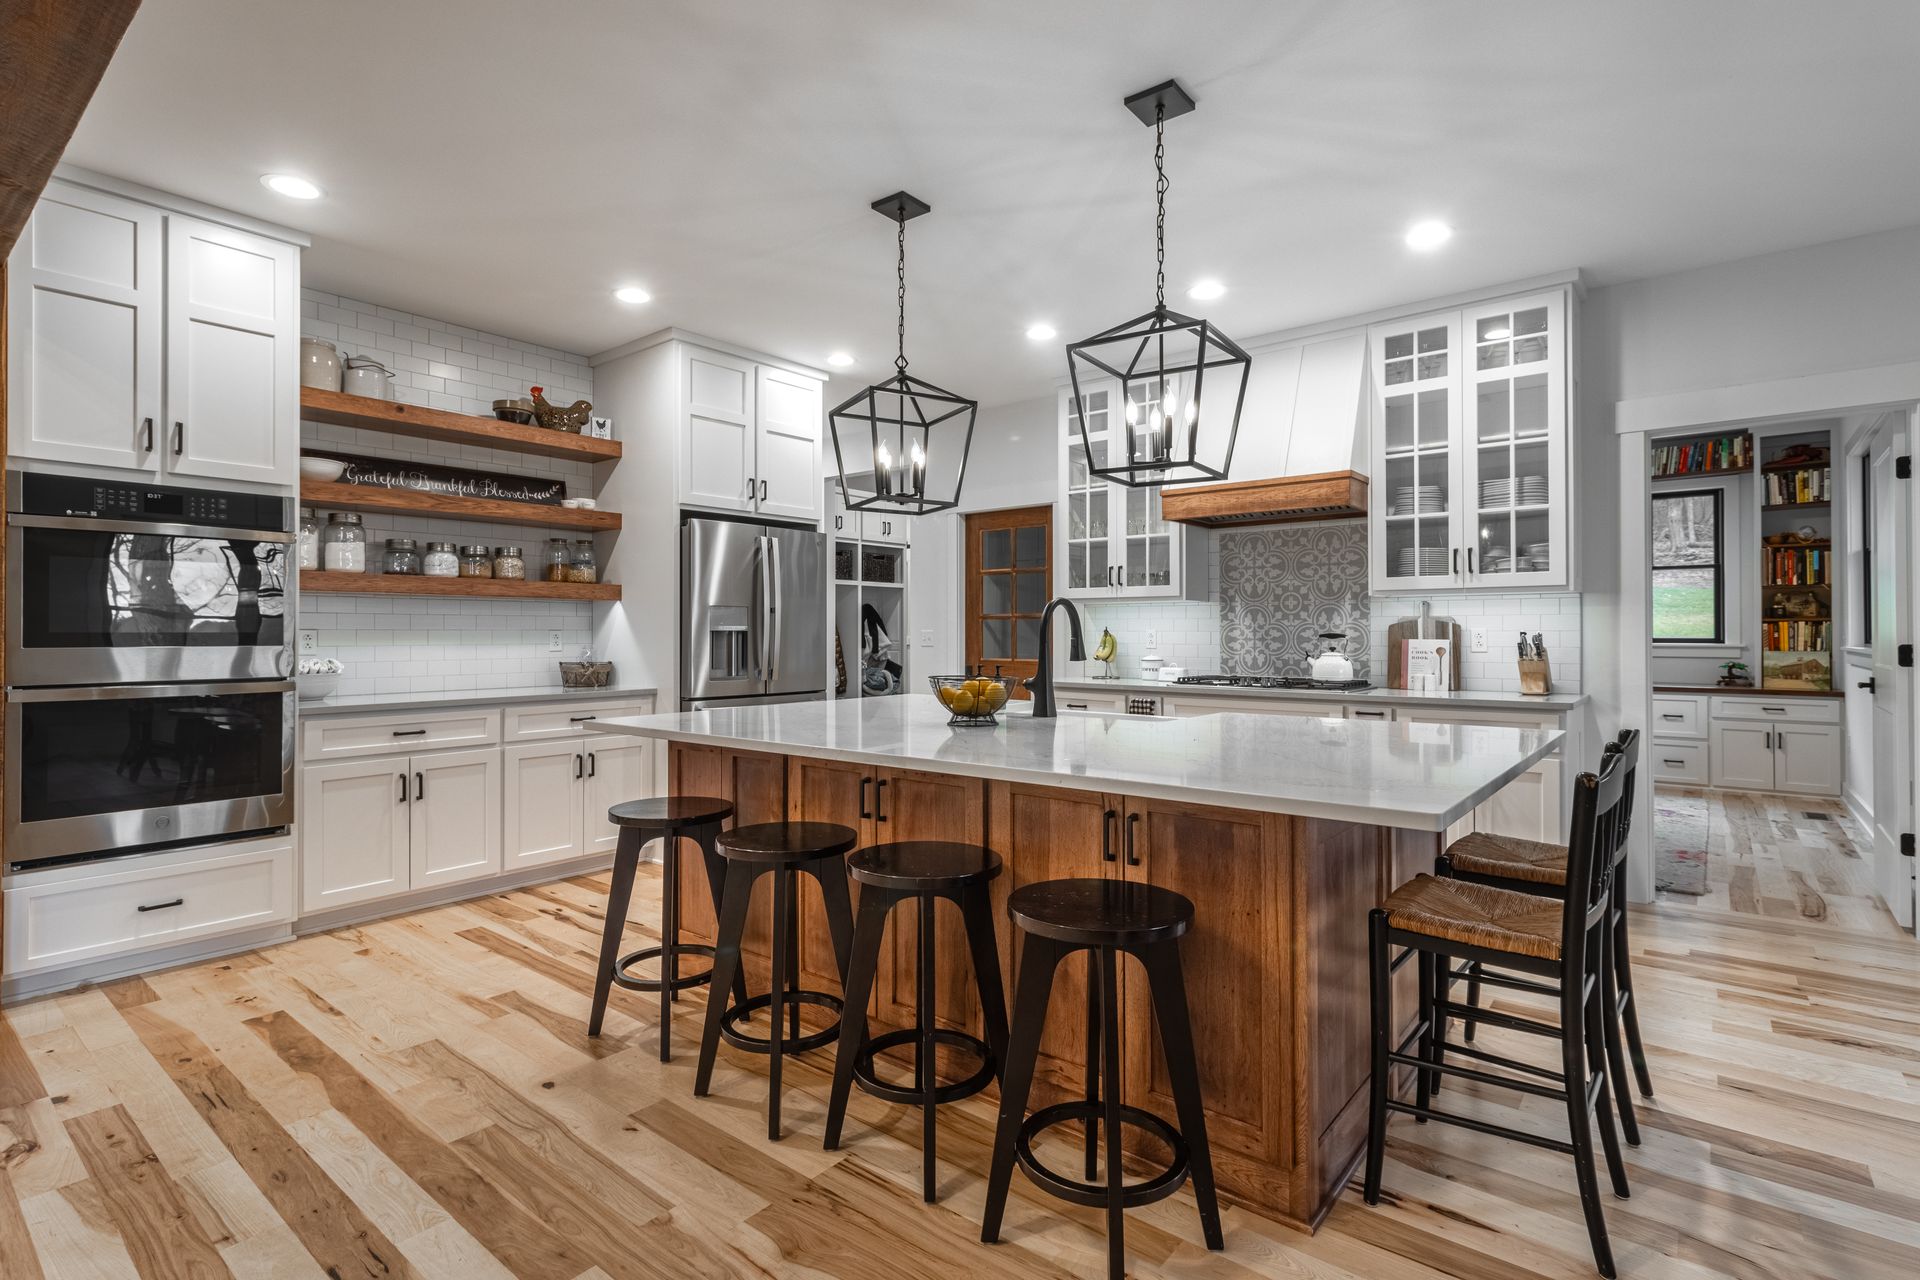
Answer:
[1517,657,1552,696]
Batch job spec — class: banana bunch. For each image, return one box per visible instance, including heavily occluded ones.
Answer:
[1092,628,1118,663]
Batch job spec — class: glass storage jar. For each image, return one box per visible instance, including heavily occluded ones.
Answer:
[566,539,598,583]
[297,507,321,571]
[384,538,422,575]
[422,541,459,577]
[321,512,366,572]
[458,544,493,578]
[493,546,526,580]
[544,538,570,582]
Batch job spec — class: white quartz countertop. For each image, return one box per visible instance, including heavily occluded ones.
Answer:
[296,685,657,717]
[589,696,1563,830]
[1057,678,1587,713]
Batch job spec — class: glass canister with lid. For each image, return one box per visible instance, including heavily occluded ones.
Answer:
[383,538,422,575]
[566,539,598,583]
[544,538,570,582]
[321,512,367,572]
[297,507,322,570]
[458,544,493,578]
[493,545,526,580]
[422,541,459,577]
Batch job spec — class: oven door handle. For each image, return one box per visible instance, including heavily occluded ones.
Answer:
[4,679,296,703]
[7,512,295,542]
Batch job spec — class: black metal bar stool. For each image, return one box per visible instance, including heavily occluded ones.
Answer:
[823,841,1011,1203]
[694,820,857,1140]
[981,878,1223,1280]
[588,795,744,1061]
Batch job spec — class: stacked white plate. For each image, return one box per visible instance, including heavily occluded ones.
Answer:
[1526,542,1552,564]
[1389,484,1446,516]
[1479,476,1550,508]
[1395,547,1452,576]
[1519,475,1549,505]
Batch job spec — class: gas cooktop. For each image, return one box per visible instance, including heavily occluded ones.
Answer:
[1173,674,1374,692]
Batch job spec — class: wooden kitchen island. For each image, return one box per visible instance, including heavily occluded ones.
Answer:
[590,698,1562,1233]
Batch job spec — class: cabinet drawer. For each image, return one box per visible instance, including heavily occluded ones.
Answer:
[302,708,501,761]
[504,697,655,742]
[1343,705,1396,722]
[4,839,293,975]
[1651,695,1707,738]
[1710,697,1839,725]
[1651,740,1709,785]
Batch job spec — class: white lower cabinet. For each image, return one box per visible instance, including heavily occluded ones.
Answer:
[1395,708,1567,843]
[505,734,657,868]
[302,749,502,913]
[1774,724,1842,795]
[1709,723,1776,791]
[1705,698,1841,795]
[410,749,503,889]
[584,735,653,856]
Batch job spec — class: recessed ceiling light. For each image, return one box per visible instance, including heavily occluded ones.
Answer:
[827,351,854,367]
[260,173,322,200]
[1025,322,1057,341]
[1186,279,1226,301]
[613,286,651,305]
[1405,220,1453,251]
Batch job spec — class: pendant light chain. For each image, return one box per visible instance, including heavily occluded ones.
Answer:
[895,206,909,373]
[1154,100,1167,310]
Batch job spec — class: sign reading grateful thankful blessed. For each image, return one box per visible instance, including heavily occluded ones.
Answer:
[304,452,565,505]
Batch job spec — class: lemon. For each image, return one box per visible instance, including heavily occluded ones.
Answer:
[936,686,959,710]
[949,690,977,715]
[984,684,1008,711]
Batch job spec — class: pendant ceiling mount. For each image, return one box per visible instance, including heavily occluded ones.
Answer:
[829,191,976,516]
[1068,78,1251,489]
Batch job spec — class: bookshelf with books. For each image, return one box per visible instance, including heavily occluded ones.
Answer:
[1757,429,1834,691]
[1651,429,1752,480]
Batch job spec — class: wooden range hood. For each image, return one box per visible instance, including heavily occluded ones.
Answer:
[1159,469,1368,527]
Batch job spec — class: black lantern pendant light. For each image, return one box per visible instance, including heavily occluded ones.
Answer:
[1067,80,1251,488]
[829,192,977,516]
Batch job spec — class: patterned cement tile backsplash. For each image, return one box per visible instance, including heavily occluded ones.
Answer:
[1219,521,1372,679]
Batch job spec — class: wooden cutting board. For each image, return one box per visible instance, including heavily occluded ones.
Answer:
[1385,615,1462,689]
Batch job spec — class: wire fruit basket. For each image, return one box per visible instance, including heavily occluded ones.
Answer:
[928,675,1014,726]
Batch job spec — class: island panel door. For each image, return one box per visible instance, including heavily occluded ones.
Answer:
[787,756,872,1014]
[869,767,990,1077]
[1120,798,1293,1197]
[669,743,786,971]
[987,781,1124,1106]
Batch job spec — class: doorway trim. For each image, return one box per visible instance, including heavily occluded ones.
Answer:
[1614,359,1920,906]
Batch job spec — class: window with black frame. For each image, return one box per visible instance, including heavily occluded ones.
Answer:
[1651,489,1724,642]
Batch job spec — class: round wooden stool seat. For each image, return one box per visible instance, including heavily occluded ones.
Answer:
[607,795,733,831]
[1008,878,1193,948]
[717,821,859,864]
[849,841,1003,891]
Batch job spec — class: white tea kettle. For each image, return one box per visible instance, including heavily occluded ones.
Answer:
[1308,631,1355,683]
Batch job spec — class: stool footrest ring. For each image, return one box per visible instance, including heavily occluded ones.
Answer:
[719,990,844,1055]
[851,1027,994,1105]
[611,944,717,995]
[1014,1101,1190,1209]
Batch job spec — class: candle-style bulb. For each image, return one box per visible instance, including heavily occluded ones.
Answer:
[1125,399,1139,426]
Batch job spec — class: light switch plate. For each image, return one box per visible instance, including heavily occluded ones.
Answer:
[298,629,318,654]
[1470,628,1489,654]
[919,628,933,648]
[549,630,564,652]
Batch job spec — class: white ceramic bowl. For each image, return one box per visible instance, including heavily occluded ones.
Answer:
[299,457,347,482]
[560,497,599,510]
[296,672,340,701]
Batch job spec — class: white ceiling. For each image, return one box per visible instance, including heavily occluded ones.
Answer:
[66,0,1920,406]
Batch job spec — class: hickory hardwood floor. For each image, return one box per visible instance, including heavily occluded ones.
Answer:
[3,864,1919,1279]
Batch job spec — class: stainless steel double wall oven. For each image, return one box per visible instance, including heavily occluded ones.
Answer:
[4,472,296,870]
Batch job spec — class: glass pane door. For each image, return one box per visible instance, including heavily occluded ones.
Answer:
[1375,318,1460,587]
[1064,384,1114,592]
[1465,295,1564,585]
[1122,485,1172,589]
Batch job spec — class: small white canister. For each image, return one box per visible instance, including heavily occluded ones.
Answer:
[300,337,341,391]
[342,354,393,400]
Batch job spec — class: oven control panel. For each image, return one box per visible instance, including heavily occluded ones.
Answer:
[15,472,288,533]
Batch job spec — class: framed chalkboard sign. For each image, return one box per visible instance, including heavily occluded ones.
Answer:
[304,452,565,505]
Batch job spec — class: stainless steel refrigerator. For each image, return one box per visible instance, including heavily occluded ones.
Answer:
[681,515,827,710]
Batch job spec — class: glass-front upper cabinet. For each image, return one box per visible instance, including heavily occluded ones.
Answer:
[1056,381,1207,600]
[1366,287,1572,593]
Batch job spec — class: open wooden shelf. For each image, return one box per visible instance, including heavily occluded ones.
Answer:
[301,480,620,532]
[300,387,621,462]
[1652,463,1751,480]
[299,572,619,601]
[1763,500,1830,510]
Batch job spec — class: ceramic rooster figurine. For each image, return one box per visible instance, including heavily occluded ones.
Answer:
[528,386,593,433]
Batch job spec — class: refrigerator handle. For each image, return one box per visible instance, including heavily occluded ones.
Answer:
[756,535,774,681]
[768,535,783,684]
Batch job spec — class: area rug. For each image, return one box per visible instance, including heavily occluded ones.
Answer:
[1654,793,1711,895]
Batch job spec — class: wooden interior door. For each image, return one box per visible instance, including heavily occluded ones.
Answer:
[965,506,1052,698]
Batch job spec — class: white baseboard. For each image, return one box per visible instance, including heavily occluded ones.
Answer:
[2,923,295,1004]
[1846,787,1873,830]
[294,853,619,936]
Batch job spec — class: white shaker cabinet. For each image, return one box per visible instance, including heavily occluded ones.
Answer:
[583,735,654,857]
[1368,288,1571,594]
[755,365,825,523]
[678,343,825,523]
[1710,722,1778,792]
[409,749,502,890]
[504,732,658,868]
[7,177,302,487]
[1774,724,1842,796]
[302,757,413,912]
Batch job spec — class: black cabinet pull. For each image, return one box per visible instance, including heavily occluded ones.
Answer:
[1761,706,1787,714]
[1859,679,1876,692]
[1660,713,1684,721]
[1101,809,1117,862]
[397,774,408,804]
[874,777,888,822]
[859,776,872,819]
[746,474,755,498]
[172,421,185,455]
[414,771,424,800]
[1466,548,1475,575]
[391,729,427,737]
[137,898,184,913]
[760,479,768,502]
[141,417,154,452]
[1125,812,1141,866]
[574,753,585,779]
[587,752,597,777]
[569,714,597,722]
[1663,759,1686,767]
[1453,548,1460,575]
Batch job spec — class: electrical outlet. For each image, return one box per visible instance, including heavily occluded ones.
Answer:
[919,628,934,648]
[298,629,318,654]
[549,630,564,652]
[1146,629,1159,650]
[1470,628,1489,654]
